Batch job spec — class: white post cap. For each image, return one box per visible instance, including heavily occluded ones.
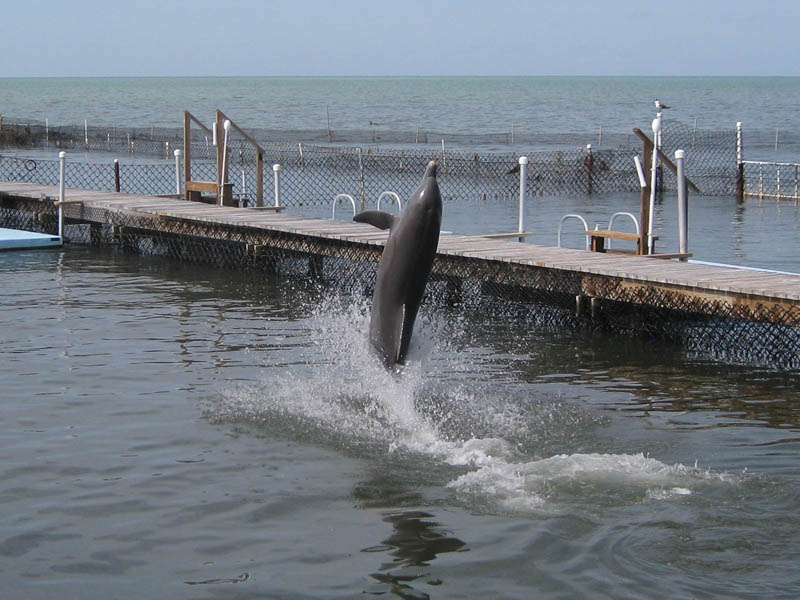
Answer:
[174,149,182,157]
[519,156,529,165]
[675,149,685,160]
[273,163,281,172]
[59,151,66,158]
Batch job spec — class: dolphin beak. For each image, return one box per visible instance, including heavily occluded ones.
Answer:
[425,160,438,178]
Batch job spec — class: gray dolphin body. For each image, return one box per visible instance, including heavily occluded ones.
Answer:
[354,160,442,367]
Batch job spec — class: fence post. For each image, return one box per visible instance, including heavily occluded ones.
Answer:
[173,149,182,195]
[113,159,121,192]
[273,163,282,208]
[84,120,89,149]
[357,147,365,209]
[585,144,594,195]
[58,151,66,238]
[518,156,529,242]
[675,149,688,259]
[736,121,744,201]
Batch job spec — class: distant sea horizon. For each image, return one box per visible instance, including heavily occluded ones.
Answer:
[1,75,798,158]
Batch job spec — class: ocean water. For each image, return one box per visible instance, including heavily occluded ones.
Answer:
[2,76,800,158]
[1,247,799,599]
[2,77,800,598]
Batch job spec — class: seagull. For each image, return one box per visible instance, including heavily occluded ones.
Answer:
[654,99,670,111]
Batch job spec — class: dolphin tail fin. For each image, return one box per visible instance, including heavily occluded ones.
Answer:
[354,210,396,230]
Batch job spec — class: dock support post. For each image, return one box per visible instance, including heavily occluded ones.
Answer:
[736,122,744,202]
[273,164,282,208]
[58,151,66,238]
[518,156,529,242]
[173,149,182,195]
[675,149,689,259]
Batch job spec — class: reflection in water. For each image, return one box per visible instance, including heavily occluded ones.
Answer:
[363,511,466,599]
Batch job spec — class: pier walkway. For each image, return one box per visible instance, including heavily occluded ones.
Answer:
[1,182,798,367]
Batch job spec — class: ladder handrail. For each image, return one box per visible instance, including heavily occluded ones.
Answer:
[606,212,640,250]
[376,191,402,212]
[332,193,357,219]
[558,214,590,250]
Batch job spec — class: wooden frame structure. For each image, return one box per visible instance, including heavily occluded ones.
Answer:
[183,109,265,207]
[632,127,699,258]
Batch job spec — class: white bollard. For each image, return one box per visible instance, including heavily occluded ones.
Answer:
[173,149,182,195]
[518,156,529,242]
[675,149,688,258]
[648,117,661,254]
[58,151,66,238]
[273,164,282,207]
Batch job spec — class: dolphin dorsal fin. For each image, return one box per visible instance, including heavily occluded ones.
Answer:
[354,210,396,231]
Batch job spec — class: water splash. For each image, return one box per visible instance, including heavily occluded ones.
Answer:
[210,294,735,515]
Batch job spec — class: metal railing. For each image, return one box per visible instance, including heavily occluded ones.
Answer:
[741,160,800,201]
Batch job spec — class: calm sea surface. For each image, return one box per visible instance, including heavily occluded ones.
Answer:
[2,76,800,157]
[2,77,800,598]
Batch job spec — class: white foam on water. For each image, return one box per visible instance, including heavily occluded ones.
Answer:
[212,295,735,514]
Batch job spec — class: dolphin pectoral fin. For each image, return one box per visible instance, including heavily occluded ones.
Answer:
[354,210,396,230]
[396,303,419,365]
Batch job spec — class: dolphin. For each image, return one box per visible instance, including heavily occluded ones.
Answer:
[354,160,442,367]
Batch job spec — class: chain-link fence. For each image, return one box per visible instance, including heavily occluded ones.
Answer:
[1,116,741,202]
[1,193,797,370]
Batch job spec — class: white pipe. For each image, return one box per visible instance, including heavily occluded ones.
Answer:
[633,155,647,188]
[221,119,231,188]
[648,117,661,253]
[173,149,182,195]
[518,156,529,242]
[273,164,282,207]
[58,151,66,239]
[675,149,688,258]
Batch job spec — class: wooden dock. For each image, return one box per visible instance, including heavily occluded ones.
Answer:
[1,183,798,333]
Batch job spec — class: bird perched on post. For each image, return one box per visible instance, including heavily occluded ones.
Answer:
[654,99,670,111]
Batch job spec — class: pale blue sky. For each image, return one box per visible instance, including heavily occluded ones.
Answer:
[4,0,798,77]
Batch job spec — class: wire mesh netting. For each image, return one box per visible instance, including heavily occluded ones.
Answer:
[1,117,741,205]
[1,194,797,371]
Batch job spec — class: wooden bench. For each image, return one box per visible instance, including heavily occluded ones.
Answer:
[249,206,287,212]
[482,231,532,239]
[185,181,234,206]
[587,229,642,254]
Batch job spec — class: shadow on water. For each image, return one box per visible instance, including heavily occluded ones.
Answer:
[361,510,466,600]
